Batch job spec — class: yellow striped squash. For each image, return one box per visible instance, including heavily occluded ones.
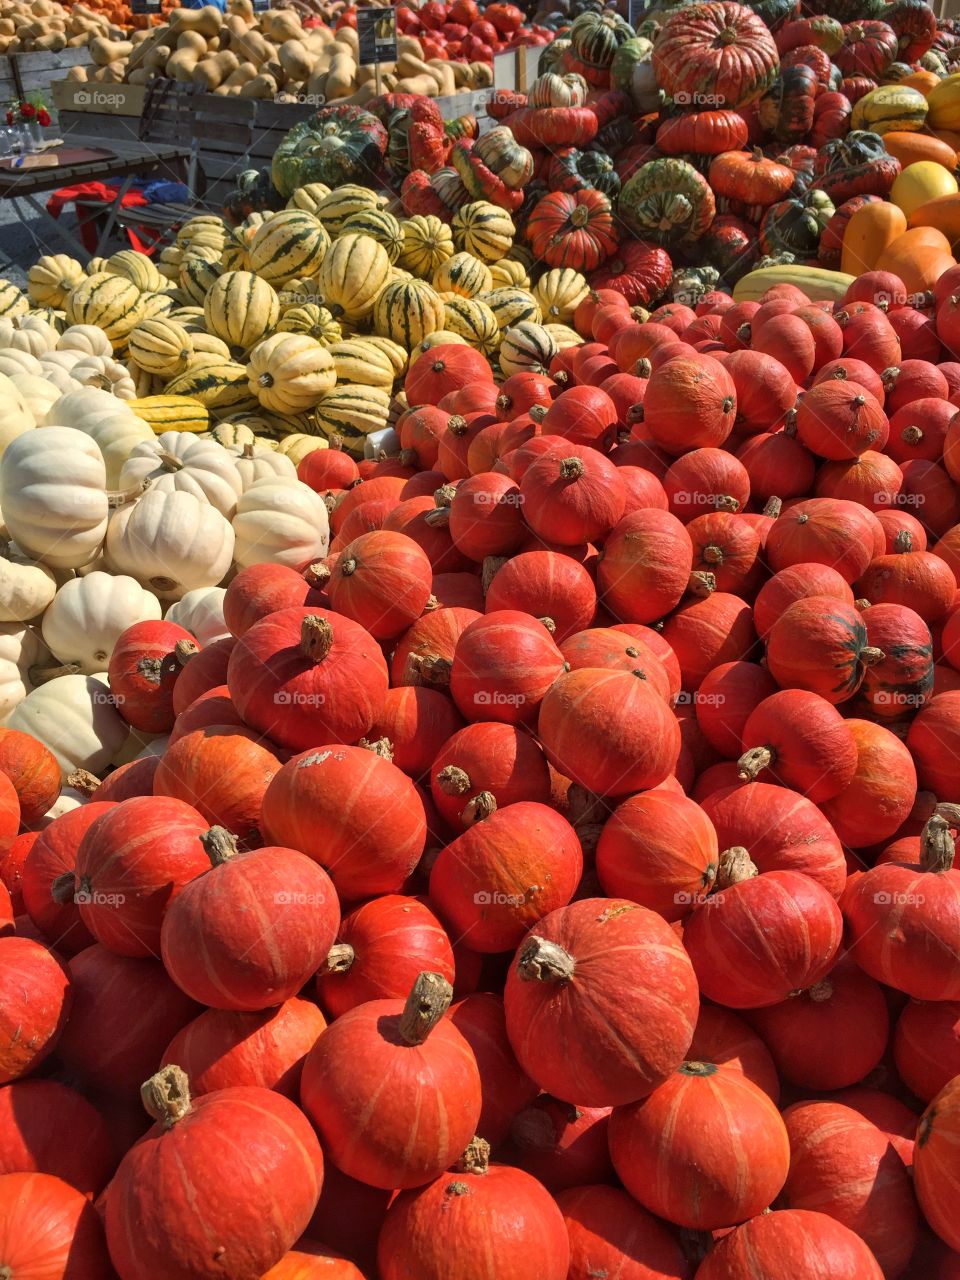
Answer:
[453,201,516,263]
[177,216,226,253]
[400,216,455,279]
[417,331,469,353]
[851,84,928,135]
[63,273,143,346]
[362,335,408,378]
[183,330,233,361]
[317,234,391,324]
[480,287,542,330]
[137,292,177,321]
[277,303,343,345]
[179,253,223,307]
[534,268,590,323]
[488,258,531,289]
[247,333,337,416]
[205,420,257,448]
[433,252,493,298]
[287,183,332,215]
[164,354,254,411]
[312,384,392,450]
[499,322,559,376]
[27,255,84,308]
[168,306,205,325]
[247,210,330,287]
[443,296,500,355]
[340,208,405,263]
[314,185,387,236]
[128,317,196,377]
[372,279,446,349]
[275,432,329,464]
[204,271,280,354]
[129,394,209,434]
[544,323,584,350]
[221,236,249,273]
[327,339,397,390]
[105,249,165,293]
[86,256,109,275]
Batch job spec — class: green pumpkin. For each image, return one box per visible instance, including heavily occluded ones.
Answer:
[618,158,716,247]
[271,106,388,199]
[568,10,635,68]
[610,37,661,112]
[747,0,796,30]
[759,189,836,258]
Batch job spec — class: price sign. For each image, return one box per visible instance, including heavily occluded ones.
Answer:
[131,0,162,14]
[357,7,397,65]
[252,0,270,12]
[627,0,646,25]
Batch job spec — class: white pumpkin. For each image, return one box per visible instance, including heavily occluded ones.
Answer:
[57,324,113,358]
[6,671,128,778]
[41,350,85,374]
[0,540,57,622]
[41,571,162,673]
[105,489,235,601]
[0,426,108,569]
[119,433,243,518]
[46,388,154,487]
[10,372,62,422]
[111,730,170,769]
[232,477,330,569]
[70,354,137,401]
[36,364,79,397]
[165,586,229,645]
[0,622,45,722]
[0,314,59,356]
[0,370,35,458]
[0,350,43,378]
[226,443,297,491]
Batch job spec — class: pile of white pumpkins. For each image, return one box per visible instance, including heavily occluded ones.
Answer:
[0,298,333,814]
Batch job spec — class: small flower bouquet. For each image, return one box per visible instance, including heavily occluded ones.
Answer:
[6,95,52,128]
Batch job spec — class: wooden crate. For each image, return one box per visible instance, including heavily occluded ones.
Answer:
[15,49,93,102]
[52,81,147,118]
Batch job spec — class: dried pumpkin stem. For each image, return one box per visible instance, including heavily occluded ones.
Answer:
[559,456,585,480]
[325,943,355,975]
[461,791,497,825]
[517,936,576,984]
[860,646,885,667]
[715,846,759,890]
[50,871,77,905]
[67,768,100,797]
[300,615,334,662]
[141,1064,192,1129]
[922,813,957,874]
[175,639,200,667]
[737,746,773,782]
[436,765,471,796]
[398,972,454,1045]
[454,1136,491,1176]
[199,826,239,866]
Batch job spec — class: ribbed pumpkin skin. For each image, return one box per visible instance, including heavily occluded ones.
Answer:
[105,1085,324,1280]
[204,271,281,352]
[748,959,889,1091]
[227,606,389,753]
[429,722,551,831]
[170,689,244,746]
[695,1209,885,1280]
[644,355,737,455]
[163,998,325,1099]
[766,596,878,704]
[327,531,433,640]
[160,845,340,1012]
[430,802,583,954]
[503,898,699,1108]
[316,895,454,1020]
[300,997,481,1191]
[893,999,960,1103]
[915,1076,960,1252]
[0,1171,112,1279]
[450,610,566,727]
[64,271,143,346]
[609,1061,791,1230]
[538,667,681,798]
[223,564,320,640]
[0,1079,113,1197]
[559,1185,694,1280]
[559,628,672,702]
[260,746,426,901]
[819,719,916,847]
[153,726,280,848]
[263,1247,366,1278]
[447,994,539,1149]
[392,606,481,687]
[753,563,855,640]
[485,551,597,643]
[73,795,210,958]
[365,687,465,780]
[688,1004,780,1102]
[20,803,113,956]
[378,1160,569,1280]
[107,619,196,734]
[0,729,59,826]
[520,446,626,546]
[0,937,71,1084]
[596,791,719,921]
[598,510,694,624]
[701,783,846,898]
[170,639,236,719]
[654,2,779,107]
[684,871,843,1009]
[766,498,879,582]
[780,1100,920,1277]
[57,945,199,1096]
[738,690,858,801]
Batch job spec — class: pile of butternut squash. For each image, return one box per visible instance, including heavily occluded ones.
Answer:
[62,0,493,101]
[0,0,127,55]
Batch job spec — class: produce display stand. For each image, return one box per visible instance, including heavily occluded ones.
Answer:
[12,48,95,104]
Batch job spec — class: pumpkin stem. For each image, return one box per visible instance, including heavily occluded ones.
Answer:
[1,1265,13,1280]
[340,556,358,578]
[516,935,575,984]
[306,561,331,587]
[922,812,958,873]
[398,971,454,1045]
[529,404,548,423]
[626,403,645,425]
[807,979,834,1003]
[175,639,200,667]
[715,846,759,889]
[559,456,585,480]
[141,1064,192,1129]
[901,425,923,446]
[634,357,652,379]
[737,745,773,782]
[447,415,469,437]
[539,616,557,633]
[482,556,507,594]
[66,768,100,797]
[398,448,418,468]
[461,790,497,825]
[157,450,184,472]
[50,871,77,905]
[324,942,355,974]
[199,826,239,866]
[893,529,913,553]
[436,765,471,795]
[702,544,724,566]
[300,615,334,662]
[423,507,451,528]
[855,597,871,611]
[860,645,885,667]
[687,570,716,597]
[715,494,740,513]
[434,484,457,508]
[360,737,394,760]
[107,479,150,509]
[763,497,782,519]
[454,1136,491,1176]
[402,651,452,688]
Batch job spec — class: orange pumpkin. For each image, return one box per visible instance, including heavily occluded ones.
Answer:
[884,131,959,172]
[897,70,940,97]
[841,202,907,275]
[876,227,956,294]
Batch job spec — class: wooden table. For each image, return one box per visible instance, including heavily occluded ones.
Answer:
[0,133,191,258]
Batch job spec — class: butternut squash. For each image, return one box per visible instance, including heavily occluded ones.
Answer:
[89,35,132,65]
[168,6,223,37]
[279,38,313,81]
[237,72,277,98]
[259,10,301,42]
[876,226,956,294]
[841,200,907,275]
[192,49,239,89]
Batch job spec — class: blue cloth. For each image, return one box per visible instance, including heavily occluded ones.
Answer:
[139,179,190,204]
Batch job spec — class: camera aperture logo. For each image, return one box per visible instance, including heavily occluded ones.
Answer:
[674,91,725,107]
[474,890,527,907]
[474,690,525,707]
[73,89,125,109]
[274,690,325,706]
[74,889,125,907]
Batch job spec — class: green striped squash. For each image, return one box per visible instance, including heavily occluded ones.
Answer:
[164,354,254,411]
[372,279,446,349]
[105,249,165,293]
[179,252,223,307]
[488,258,531,289]
[277,303,343,345]
[314,185,386,236]
[129,394,209,434]
[340,208,405,263]
[318,234,391,323]
[204,271,280,355]
[64,273,143,346]
[26,255,84,308]
[363,335,408,378]
[534,268,590,323]
[168,306,205,325]
[312,385,392,452]
[453,201,516,263]
[480,287,542,331]
[247,210,331,287]
[544,322,585,350]
[128,316,195,377]
[443,296,500,356]
[137,292,177,321]
[433,251,493,298]
[399,215,455,278]
[327,339,397,390]
[499,322,559,376]
[287,183,332,215]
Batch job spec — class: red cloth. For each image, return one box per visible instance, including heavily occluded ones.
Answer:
[45,181,161,253]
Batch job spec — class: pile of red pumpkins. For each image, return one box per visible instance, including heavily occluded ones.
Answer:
[329,0,550,64]
[7,279,960,1275]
